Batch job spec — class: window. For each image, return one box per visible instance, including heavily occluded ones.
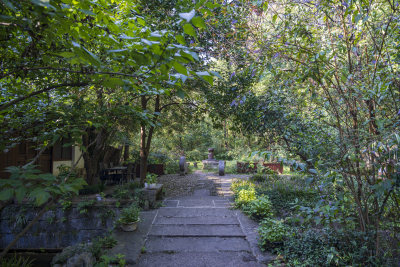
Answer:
[53,138,72,161]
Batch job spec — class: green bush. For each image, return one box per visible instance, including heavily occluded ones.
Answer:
[113,185,132,200]
[280,228,381,267]
[231,180,257,208]
[186,149,206,161]
[258,218,290,250]
[231,179,255,193]
[235,187,256,208]
[256,179,319,216]
[127,181,142,190]
[79,183,104,195]
[250,173,267,182]
[148,152,168,164]
[165,160,180,174]
[243,195,273,220]
[95,234,118,249]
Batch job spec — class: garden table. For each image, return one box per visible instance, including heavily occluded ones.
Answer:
[101,166,127,184]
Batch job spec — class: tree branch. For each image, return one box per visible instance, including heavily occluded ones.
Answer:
[0,82,88,111]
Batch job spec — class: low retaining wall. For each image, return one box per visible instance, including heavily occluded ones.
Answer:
[236,162,283,174]
[236,162,258,173]
[263,163,283,174]
[0,203,120,250]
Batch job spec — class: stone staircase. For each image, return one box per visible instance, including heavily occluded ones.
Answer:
[136,175,264,267]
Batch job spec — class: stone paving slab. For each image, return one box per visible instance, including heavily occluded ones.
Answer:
[165,195,228,201]
[176,199,216,207]
[157,207,237,217]
[145,236,251,253]
[154,216,238,225]
[163,200,179,207]
[108,210,157,265]
[149,224,245,237]
[136,251,264,267]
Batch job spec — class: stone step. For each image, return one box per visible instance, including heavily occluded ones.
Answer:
[176,199,216,208]
[157,207,237,217]
[149,224,245,237]
[145,237,251,253]
[165,195,229,201]
[154,216,238,225]
[137,251,263,267]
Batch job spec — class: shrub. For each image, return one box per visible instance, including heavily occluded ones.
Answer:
[235,187,256,208]
[95,234,118,249]
[256,179,319,216]
[250,173,267,183]
[112,185,132,200]
[127,181,142,190]
[148,152,168,164]
[258,218,290,250]
[260,166,277,176]
[243,195,274,220]
[79,184,103,195]
[231,180,255,193]
[280,228,381,267]
[165,160,180,174]
[231,180,256,208]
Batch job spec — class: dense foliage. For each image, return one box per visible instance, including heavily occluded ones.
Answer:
[1,0,399,264]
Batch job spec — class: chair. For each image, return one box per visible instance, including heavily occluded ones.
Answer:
[126,163,134,182]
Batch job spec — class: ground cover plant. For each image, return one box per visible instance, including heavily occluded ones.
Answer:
[231,171,399,266]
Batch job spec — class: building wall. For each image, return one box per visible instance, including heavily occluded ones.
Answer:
[52,146,85,176]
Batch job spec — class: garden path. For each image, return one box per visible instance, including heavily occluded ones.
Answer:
[134,170,274,266]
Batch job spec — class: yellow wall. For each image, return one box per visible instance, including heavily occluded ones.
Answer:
[52,146,85,176]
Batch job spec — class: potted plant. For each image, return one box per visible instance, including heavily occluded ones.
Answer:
[145,173,158,189]
[116,204,140,231]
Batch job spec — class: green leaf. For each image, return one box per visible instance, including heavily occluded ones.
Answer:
[175,35,186,45]
[79,9,95,16]
[103,78,125,88]
[190,52,199,61]
[196,71,213,85]
[183,23,196,37]
[192,17,206,29]
[56,52,76,58]
[30,0,56,9]
[15,187,27,203]
[1,0,16,11]
[210,70,222,78]
[179,10,195,22]
[30,189,50,206]
[176,88,185,99]
[272,14,278,23]
[81,46,101,66]
[173,62,188,75]
[0,188,14,201]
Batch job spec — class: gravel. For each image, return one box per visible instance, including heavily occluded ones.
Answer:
[158,170,251,198]
[157,172,199,198]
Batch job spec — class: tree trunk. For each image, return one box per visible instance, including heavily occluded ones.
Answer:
[123,143,130,162]
[82,127,109,185]
[139,122,148,184]
[139,95,160,184]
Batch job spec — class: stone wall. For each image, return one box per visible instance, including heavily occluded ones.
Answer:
[0,203,120,249]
